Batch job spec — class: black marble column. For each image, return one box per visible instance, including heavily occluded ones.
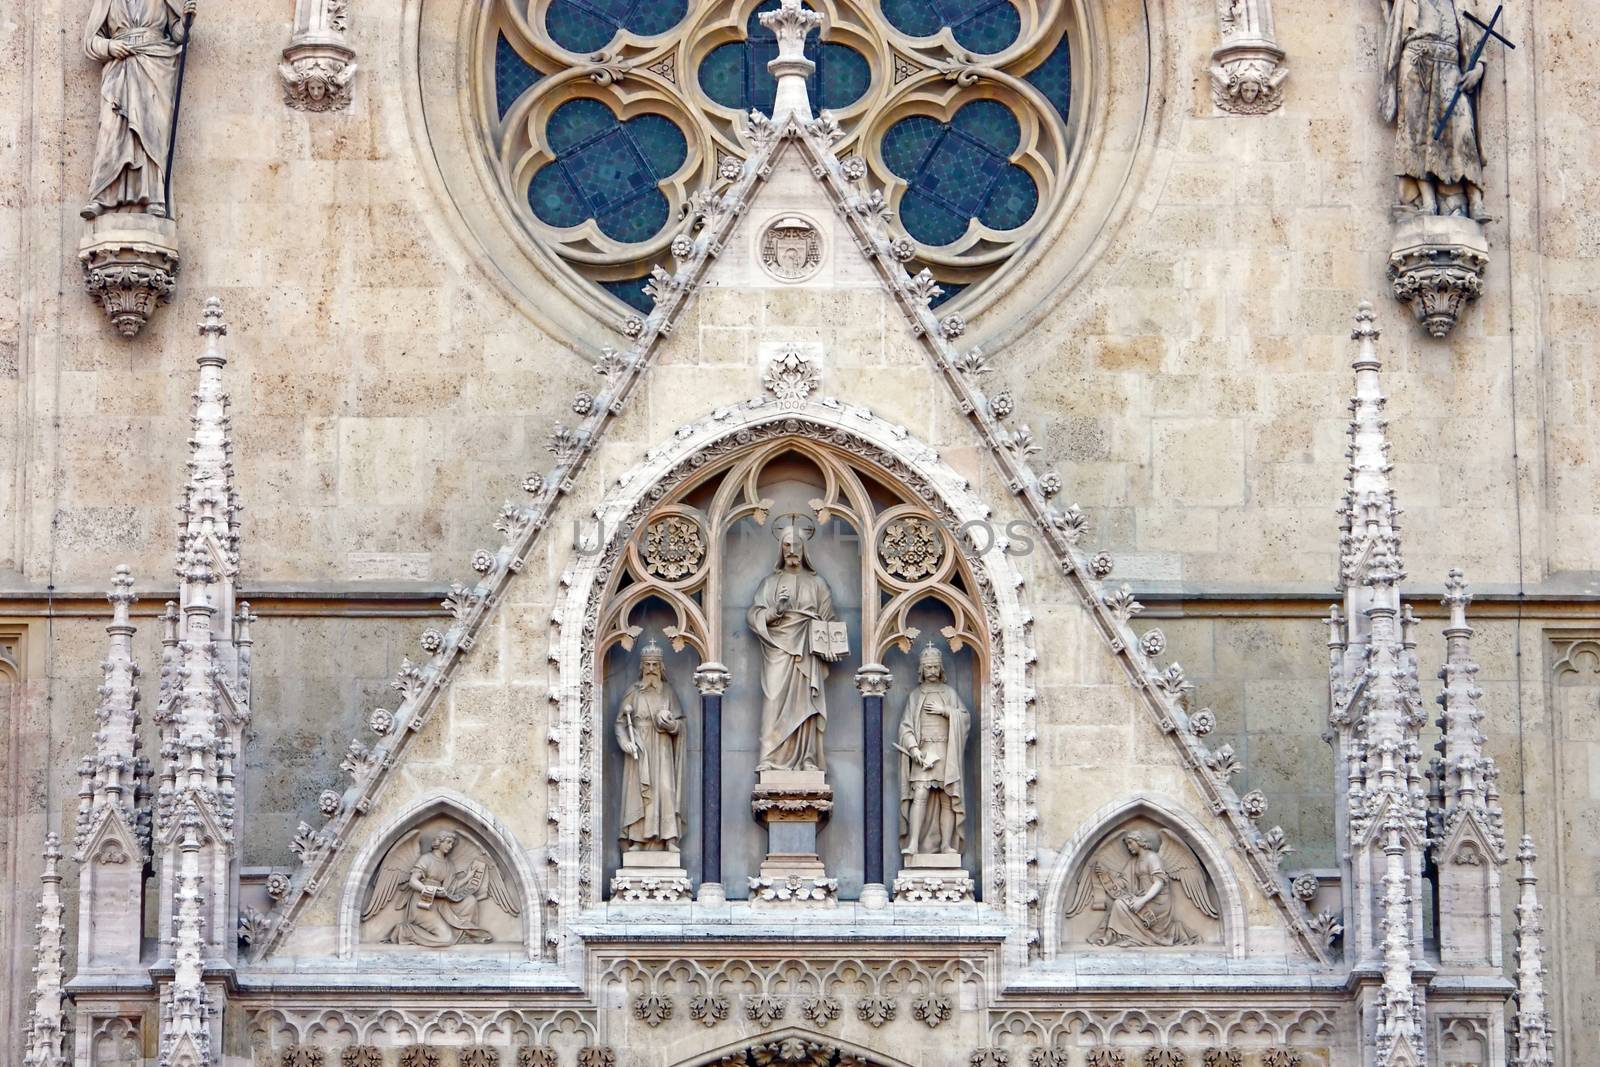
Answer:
[856,664,892,900]
[694,663,730,896]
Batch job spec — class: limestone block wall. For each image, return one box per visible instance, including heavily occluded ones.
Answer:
[0,0,1596,1061]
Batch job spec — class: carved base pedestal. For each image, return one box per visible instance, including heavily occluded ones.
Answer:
[750,770,837,904]
[1387,212,1489,339]
[1210,38,1288,115]
[892,853,974,903]
[280,37,357,112]
[79,215,179,339]
[610,851,692,903]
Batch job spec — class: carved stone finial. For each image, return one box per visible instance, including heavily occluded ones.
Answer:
[22,832,68,1067]
[1511,835,1556,1067]
[759,0,822,122]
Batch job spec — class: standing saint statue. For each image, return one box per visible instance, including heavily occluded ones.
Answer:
[747,516,843,773]
[615,640,687,852]
[1380,0,1487,219]
[897,645,970,857]
[82,0,197,219]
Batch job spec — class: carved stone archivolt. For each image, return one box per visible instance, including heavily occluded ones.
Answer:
[557,401,1037,958]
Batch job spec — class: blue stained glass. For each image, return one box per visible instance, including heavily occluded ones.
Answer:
[950,2,1020,54]
[930,280,966,307]
[880,100,1036,246]
[546,97,615,153]
[950,98,1020,154]
[878,0,1021,54]
[546,0,689,54]
[980,165,1038,231]
[494,33,542,120]
[1023,32,1072,122]
[528,99,687,245]
[898,188,969,247]
[600,275,655,313]
[696,1,871,114]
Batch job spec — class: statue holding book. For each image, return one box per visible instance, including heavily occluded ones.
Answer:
[362,827,519,947]
[748,514,846,773]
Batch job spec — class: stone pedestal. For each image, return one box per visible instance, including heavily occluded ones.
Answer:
[1387,212,1489,339]
[892,852,974,903]
[79,214,179,339]
[610,850,692,903]
[749,769,837,902]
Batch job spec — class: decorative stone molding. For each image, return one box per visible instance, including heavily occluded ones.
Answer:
[79,216,179,338]
[248,1007,597,1052]
[281,0,357,111]
[1210,0,1288,114]
[749,874,839,903]
[892,869,975,904]
[985,1008,1337,1052]
[1387,213,1489,338]
[762,342,822,406]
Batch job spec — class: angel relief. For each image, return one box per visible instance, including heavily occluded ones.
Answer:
[1064,821,1222,949]
[360,819,521,948]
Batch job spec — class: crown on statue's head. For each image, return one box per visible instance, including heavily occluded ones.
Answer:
[920,643,944,667]
[640,638,664,661]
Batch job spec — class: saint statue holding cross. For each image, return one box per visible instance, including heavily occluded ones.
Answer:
[1380,0,1496,220]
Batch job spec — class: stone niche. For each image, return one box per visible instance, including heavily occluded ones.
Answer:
[357,813,523,950]
[1060,815,1225,951]
[597,441,989,901]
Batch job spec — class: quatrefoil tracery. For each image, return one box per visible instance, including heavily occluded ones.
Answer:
[484,0,1079,312]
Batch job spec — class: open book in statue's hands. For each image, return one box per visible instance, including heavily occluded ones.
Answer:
[810,619,848,659]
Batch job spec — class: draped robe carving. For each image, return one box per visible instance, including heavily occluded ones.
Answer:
[747,525,840,773]
[82,0,192,219]
[615,646,686,851]
[1380,0,1486,217]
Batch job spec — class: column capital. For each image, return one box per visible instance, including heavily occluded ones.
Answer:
[694,661,731,695]
[855,662,892,697]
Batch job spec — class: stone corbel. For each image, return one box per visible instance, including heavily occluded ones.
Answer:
[1210,0,1288,114]
[80,215,180,339]
[1387,213,1489,338]
[280,0,357,112]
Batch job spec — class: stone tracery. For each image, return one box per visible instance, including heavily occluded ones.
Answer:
[481,0,1079,313]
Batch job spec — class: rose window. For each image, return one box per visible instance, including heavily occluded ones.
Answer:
[484,0,1078,315]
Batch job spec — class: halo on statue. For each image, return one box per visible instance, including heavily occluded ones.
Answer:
[770,512,818,542]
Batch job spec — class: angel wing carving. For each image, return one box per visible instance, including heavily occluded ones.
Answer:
[1157,828,1220,919]
[361,829,420,920]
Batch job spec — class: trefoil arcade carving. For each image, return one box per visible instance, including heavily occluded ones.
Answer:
[595,436,991,906]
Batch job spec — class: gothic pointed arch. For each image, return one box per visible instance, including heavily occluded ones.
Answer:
[335,789,543,960]
[1040,793,1247,960]
[550,399,1038,958]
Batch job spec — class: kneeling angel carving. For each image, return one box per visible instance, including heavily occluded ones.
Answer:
[362,826,519,947]
[1066,828,1219,947]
